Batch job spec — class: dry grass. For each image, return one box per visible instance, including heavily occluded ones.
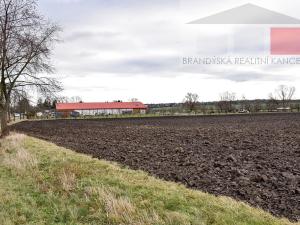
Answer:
[1,133,37,172]
[103,193,135,223]
[4,148,38,171]
[58,169,76,191]
[85,186,137,224]
[0,133,26,151]
[165,211,191,225]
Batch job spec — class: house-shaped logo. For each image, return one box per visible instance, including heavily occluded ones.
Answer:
[189,3,300,55]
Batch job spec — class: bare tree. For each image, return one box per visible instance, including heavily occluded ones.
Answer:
[295,103,300,112]
[10,88,30,119]
[266,93,279,112]
[70,96,82,103]
[183,92,199,112]
[56,96,69,103]
[130,98,139,102]
[240,95,251,112]
[251,100,262,113]
[0,0,61,136]
[275,85,296,108]
[218,91,236,113]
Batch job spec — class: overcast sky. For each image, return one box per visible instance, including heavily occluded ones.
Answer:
[38,0,300,103]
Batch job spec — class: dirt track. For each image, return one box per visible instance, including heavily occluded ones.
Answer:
[11,113,300,221]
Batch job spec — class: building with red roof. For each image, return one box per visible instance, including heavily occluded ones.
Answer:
[56,102,147,116]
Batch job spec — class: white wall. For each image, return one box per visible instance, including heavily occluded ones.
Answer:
[75,109,134,116]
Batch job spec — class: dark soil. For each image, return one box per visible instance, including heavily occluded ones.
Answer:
[11,113,300,221]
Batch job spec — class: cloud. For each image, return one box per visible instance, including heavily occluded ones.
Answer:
[65,30,121,42]
[220,70,294,82]
[38,0,300,102]
[55,55,180,77]
[51,0,82,3]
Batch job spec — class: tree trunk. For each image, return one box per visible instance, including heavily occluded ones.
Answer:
[0,104,9,137]
[7,101,11,122]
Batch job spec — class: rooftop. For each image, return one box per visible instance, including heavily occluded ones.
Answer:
[56,102,147,111]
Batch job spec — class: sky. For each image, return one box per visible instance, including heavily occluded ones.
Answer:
[38,0,300,103]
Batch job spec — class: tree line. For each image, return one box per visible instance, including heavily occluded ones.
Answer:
[183,85,297,113]
[8,95,82,119]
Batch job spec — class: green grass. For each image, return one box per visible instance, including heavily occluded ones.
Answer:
[0,134,298,225]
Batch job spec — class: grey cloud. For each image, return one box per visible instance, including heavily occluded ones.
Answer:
[63,83,128,92]
[65,30,121,42]
[179,62,295,82]
[57,55,180,77]
[220,70,293,82]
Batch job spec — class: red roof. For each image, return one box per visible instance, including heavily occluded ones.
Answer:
[56,102,147,111]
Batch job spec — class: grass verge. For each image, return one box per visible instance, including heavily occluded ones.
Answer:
[0,133,298,225]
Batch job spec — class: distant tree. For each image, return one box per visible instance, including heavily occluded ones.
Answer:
[17,97,30,115]
[60,96,70,103]
[251,100,262,113]
[208,105,215,114]
[296,103,300,112]
[53,96,83,105]
[240,95,251,111]
[52,100,57,109]
[70,96,82,103]
[289,102,300,112]
[0,0,62,136]
[183,93,199,112]
[36,98,44,110]
[130,98,139,102]
[275,85,295,108]
[266,93,279,112]
[200,104,208,114]
[10,89,30,119]
[218,92,236,113]
[43,97,52,109]
[35,96,54,110]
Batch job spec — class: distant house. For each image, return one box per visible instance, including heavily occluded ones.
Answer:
[56,102,147,116]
